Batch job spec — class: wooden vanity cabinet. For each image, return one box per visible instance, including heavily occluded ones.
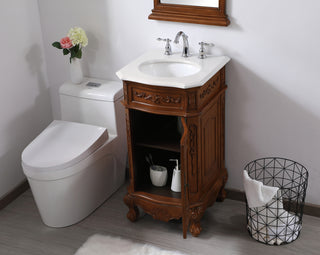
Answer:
[122,67,228,238]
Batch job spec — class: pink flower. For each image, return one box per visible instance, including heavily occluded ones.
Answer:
[60,37,73,49]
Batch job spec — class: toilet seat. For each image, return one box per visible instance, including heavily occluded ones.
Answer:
[22,120,108,178]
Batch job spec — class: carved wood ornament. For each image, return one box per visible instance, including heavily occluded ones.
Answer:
[200,78,219,99]
[134,91,181,105]
[189,206,205,237]
[188,124,198,194]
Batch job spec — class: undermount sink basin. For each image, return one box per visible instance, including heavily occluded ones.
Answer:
[138,60,201,78]
[116,50,230,89]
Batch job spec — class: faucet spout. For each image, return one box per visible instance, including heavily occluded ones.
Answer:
[174,31,190,57]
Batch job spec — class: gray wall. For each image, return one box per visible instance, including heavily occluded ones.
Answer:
[0,0,52,198]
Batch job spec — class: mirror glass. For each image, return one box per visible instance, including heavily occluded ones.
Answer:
[160,0,219,8]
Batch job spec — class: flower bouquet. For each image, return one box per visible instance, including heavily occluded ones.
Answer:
[52,27,88,63]
[52,27,88,83]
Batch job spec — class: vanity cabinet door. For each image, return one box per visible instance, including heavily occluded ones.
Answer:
[200,99,221,193]
[186,97,221,204]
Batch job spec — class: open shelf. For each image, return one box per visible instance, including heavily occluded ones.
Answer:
[136,136,180,152]
[129,109,183,203]
[131,110,182,153]
[136,182,181,200]
[132,146,181,200]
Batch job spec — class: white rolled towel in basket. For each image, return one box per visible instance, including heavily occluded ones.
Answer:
[243,170,300,245]
[243,170,278,208]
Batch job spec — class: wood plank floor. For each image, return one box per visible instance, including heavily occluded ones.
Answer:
[0,185,319,255]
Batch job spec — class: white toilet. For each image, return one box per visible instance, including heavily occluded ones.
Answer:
[21,78,127,227]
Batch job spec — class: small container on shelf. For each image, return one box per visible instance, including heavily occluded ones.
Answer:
[170,159,181,192]
[150,165,168,187]
[146,153,168,187]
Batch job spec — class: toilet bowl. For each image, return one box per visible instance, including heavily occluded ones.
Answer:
[21,79,127,227]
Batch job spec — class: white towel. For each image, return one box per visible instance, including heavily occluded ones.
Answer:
[247,193,301,245]
[243,170,279,208]
[244,170,301,245]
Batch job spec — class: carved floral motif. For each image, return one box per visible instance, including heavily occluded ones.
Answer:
[187,93,197,110]
[134,91,181,105]
[199,76,220,100]
[189,124,197,176]
[189,206,204,220]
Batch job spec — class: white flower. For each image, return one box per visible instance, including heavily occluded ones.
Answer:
[68,27,88,47]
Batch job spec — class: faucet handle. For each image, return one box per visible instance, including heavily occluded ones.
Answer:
[157,38,172,55]
[198,42,214,59]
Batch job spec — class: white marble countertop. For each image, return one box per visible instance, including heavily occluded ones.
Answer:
[116,50,230,89]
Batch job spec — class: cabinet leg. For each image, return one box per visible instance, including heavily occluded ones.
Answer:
[216,187,227,202]
[182,216,188,239]
[190,221,202,237]
[124,194,139,222]
[217,170,228,202]
[189,207,204,237]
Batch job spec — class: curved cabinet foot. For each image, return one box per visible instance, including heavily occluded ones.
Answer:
[216,187,227,202]
[127,206,139,222]
[124,194,139,222]
[190,221,202,237]
[217,170,228,202]
[189,206,205,237]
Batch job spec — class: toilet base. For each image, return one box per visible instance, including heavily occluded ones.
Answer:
[27,153,125,227]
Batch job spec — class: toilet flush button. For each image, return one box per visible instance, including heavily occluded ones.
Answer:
[86,82,101,87]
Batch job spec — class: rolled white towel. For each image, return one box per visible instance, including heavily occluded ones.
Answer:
[244,171,301,245]
[247,194,301,245]
[243,170,279,208]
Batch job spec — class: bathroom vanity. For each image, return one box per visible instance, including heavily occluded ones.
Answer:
[117,50,230,238]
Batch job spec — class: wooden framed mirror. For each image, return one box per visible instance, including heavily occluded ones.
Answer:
[149,0,230,26]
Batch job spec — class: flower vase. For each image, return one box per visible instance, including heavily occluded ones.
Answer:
[70,58,83,84]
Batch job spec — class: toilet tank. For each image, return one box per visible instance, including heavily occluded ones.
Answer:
[59,79,124,136]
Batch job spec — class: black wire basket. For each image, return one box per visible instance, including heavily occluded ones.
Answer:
[244,157,308,245]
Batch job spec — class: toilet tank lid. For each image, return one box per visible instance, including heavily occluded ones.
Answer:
[59,78,123,102]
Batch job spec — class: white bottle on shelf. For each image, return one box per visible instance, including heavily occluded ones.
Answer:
[170,159,181,192]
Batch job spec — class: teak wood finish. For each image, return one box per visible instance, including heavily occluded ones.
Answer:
[122,67,228,238]
[149,0,230,26]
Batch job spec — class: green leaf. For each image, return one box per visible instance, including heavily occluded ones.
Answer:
[52,41,62,49]
[76,49,82,59]
[74,44,79,52]
[70,48,76,58]
[63,49,69,55]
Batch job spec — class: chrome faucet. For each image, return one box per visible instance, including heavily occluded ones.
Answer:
[174,31,190,57]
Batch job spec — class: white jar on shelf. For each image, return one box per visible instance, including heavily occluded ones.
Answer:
[150,165,167,187]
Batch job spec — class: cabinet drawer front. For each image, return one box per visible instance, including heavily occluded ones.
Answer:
[131,87,184,110]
